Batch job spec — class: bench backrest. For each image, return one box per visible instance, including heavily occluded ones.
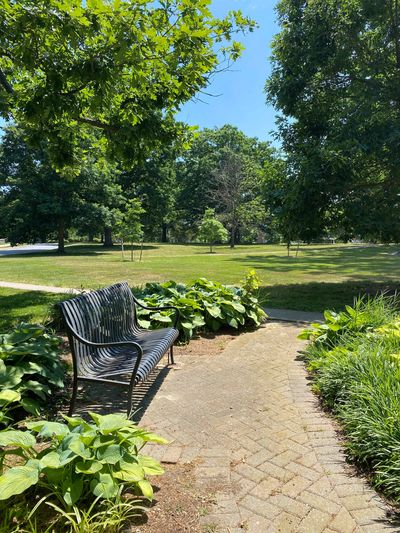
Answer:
[59,282,139,370]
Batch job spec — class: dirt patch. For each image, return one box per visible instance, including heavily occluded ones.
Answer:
[131,462,216,533]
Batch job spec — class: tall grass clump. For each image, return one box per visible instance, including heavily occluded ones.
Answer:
[300,294,400,502]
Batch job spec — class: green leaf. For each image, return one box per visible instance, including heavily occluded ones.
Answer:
[137,455,164,475]
[227,317,239,329]
[25,421,70,439]
[20,397,41,416]
[68,437,92,459]
[39,451,62,469]
[96,444,122,465]
[137,479,154,500]
[75,460,103,474]
[90,473,119,499]
[0,465,39,500]
[89,412,133,433]
[0,390,21,404]
[62,474,83,506]
[113,460,144,482]
[0,430,36,449]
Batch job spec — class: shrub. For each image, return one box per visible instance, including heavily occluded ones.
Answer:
[135,271,266,341]
[0,324,64,426]
[0,412,166,508]
[300,294,400,502]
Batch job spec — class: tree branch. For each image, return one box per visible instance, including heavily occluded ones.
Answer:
[0,69,14,94]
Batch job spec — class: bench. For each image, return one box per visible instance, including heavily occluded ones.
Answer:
[59,281,179,416]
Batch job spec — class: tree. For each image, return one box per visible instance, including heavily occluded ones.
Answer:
[176,125,279,244]
[266,0,400,242]
[198,208,228,253]
[0,0,255,174]
[0,128,123,253]
[116,199,145,261]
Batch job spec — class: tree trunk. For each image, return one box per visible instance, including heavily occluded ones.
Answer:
[57,218,65,254]
[130,242,134,262]
[230,226,235,248]
[103,227,113,247]
[161,223,168,243]
[88,233,94,242]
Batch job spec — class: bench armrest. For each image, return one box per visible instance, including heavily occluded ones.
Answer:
[132,294,180,329]
[68,329,143,359]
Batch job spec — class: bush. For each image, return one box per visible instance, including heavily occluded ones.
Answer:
[301,294,400,502]
[0,413,166,506]
[135,270,267,341]
[0,324,64,426]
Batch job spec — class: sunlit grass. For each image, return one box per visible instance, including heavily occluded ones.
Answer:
[0,242,399,313]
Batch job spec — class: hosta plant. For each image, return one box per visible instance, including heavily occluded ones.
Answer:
[0,324,64,425]
[135,270,266,341]
[0,412,166,507]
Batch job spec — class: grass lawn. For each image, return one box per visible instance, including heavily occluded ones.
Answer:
[0,242,399,329]
[0,288,61,330]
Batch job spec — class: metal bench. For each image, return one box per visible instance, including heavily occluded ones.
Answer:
[59,281,179,416]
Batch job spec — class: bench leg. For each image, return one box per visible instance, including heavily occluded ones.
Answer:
[169,345,175,365]
[127,373,136,419]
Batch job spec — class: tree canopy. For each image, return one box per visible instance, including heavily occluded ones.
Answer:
[0,0,255,174]
[267,0,400,242]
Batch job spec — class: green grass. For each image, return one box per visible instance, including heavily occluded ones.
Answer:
[0,242,399,318]
[0,288,61,330]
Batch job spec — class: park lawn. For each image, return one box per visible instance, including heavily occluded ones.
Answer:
[0,243,398,322]
[0,288,61,330]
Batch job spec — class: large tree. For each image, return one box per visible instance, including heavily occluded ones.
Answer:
[0,128,123,252]
[267,0,400,242]
[0,0,255,174]
[176,125,279,244]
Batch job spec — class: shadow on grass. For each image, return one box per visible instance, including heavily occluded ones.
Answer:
[228,245,400,278]
[0,290,61,330]
[261,281,400,313]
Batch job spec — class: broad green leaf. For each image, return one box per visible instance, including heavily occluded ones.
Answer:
[39,451,62,469]
[0,465,39,500]
[89,412,133,433]
[0,390,21,404]
[25,421,70,439]
[0,430,36,449]
[96,444,122,464]
[137,479,153,500]
[137,455,164,475]
[90,473,119,499]
[62,474,83,506]
[68,438,92,459]
[20,397,41,416]
[75,460,103,474]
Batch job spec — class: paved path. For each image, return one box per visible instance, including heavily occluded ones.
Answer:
[0,243,57,256]
[0,281,79,294]
[141,323,394,532]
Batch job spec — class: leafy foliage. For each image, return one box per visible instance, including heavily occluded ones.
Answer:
[300,295,400,502]
[0,323,64,426]
[1,0,256,174]
[0,412,166,508]
[136,271,266,341]
[267,0,400,242]
[299,294,398,346]
[197,208,228,252]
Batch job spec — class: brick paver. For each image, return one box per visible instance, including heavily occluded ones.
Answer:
[140,322,395,532]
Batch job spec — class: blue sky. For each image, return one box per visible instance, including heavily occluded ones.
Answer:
[177,0,280,144]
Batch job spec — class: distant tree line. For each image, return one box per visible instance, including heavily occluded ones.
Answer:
[0,125,285,251]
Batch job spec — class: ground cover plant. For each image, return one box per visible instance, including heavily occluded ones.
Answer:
[301,294,400,503]
[0,412,166,532]
[0,324,64,426]
[135,270,266,340]
[0,243,399,313]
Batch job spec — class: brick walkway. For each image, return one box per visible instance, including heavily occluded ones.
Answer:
[140,322,396,532]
